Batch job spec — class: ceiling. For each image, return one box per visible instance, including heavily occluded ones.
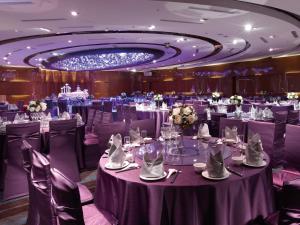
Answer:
[0,0,299,71]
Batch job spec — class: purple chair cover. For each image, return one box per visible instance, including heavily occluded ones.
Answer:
[284,125,300,171]
[247,121,276,166]
[102,112,113,124]
[0,111,17,121]
[31,148,55,225]
[21,140,38,225]
[85,110,102,140]
[58,99,68,113]
[50,168,117,225]
[242,104,252,112]
[3,122,40,200]
[92,101,102,110]
[123,105,137,121]
[193,104,207,114]
[219,118,247,138]
[103,101,113,112]
[97,122,126,148]
[129,119,156,138]
[116,105,124,121]
[86,108,96,133]
[287,110,299,125]
[271,105,292,113]
[209,113,227,137]
[49,119,80,182]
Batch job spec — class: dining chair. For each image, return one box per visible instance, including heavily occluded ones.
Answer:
[103,101,113,112]
[21,140,38,225]
[85,110,102,140]
[219,118,247,138]
[0,111,17,121]
[2,122,40,200]
[241,104,252,112]
[116,104,124,121]
[50,168,118,225]
[85,108,96,133]
[247,121,276,167]
[101,112,113,124]
[209,113,227,137]
[287,110,299,125]
[30,146,93,225]
[48,119,80,182]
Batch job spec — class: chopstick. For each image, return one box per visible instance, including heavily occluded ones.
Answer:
[226,166,243,177]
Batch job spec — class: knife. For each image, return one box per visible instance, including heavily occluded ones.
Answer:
[170,170,181,183]
[226,166,243,177]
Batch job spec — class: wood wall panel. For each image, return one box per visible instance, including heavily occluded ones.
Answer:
[0,54,299,103]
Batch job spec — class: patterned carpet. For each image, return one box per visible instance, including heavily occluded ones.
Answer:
[0,169,97,225]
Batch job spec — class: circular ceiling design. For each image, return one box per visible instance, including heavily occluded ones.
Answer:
[42,48,164,71]
[0,0,299,71]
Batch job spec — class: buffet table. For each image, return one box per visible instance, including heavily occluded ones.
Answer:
[94,138,274,225]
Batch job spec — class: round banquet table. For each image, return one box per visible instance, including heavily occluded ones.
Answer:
[136,109,169,138]
[94,139,275,225]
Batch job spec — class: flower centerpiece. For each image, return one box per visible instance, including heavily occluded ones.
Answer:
[287,92,298,100]
[169,105,198,129]
[212,92,221,102]
[230,95,243,106]
[27,100,47,112]
[153,94,163,108]
[120,92,127,99]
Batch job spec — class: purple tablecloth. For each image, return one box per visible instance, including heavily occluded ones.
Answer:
[95,144,274,225]
[137,109,169,138]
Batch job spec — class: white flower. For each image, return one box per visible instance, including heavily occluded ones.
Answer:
[29,107,35,112]
[174,115,182,124]
[29,100,36,106]
[172,107,181,116]
[35,105,41,112]
[40,102,47,111]
[183,107,192,115]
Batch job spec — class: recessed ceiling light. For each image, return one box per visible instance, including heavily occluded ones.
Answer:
[192,45,197,48]
[70,11,79,17]
[7,52,12,56]
[38,58,43,62]
[3,57,7,60]
[199,18,206,22]
[244,24,253,32]
[131,68,137,72]
[52,52,59,56]
[192,53,196,57]
[7,61,11,65]
[152,60,157,63]
[26,46,31,50]
[269,35,275,39]
[269,48,274,52]
[232,39,238,45]
[68,40,72,43]
[39,27,51,32]
[176,37,185,43]
[148,25,156,30]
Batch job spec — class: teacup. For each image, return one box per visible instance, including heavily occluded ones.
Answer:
[232,155,244,165]
[193,162,206,173]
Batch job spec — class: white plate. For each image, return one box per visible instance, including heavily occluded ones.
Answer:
[140,171,167,181]
[242,159,267,168]
[201,170,230,180]
[105,161,130,170]
[223,139,237,144]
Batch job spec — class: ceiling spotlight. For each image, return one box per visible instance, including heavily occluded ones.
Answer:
[26,46,31,50]
[176,37,185,43]
[7,61,11,65]
[152,60,157,63]
[68,40,72,43]
[269,35,275,39]
[39,27,51,32]
[232,39,238,45]
[192,45,197,48]
[192,53,196,57]
[269,48,274,52]
[131,68,137,72]
[244,24,253,32]
[38,58,43,62]
[3,57,8,60]
[52,52,59,56]
[199,18,206,22]
[148,25,156,30]
[70,11,79,16]
[7,52,12,56]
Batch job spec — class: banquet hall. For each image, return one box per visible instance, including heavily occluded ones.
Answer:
[0,0,299,224]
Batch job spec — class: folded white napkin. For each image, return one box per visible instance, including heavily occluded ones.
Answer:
[46,112,52,120]
[108,134,126,168]
[197,123,210,138]
[205,108,211,120]
[14,113,21,122]
[61,112,71,120]
[161,102,168,109]
[74,113,84,126]
[250,105,257,119]
[245,134,264,166]
[206,147,226,178]
[140,152,164,178]
[224,126,238,142]
[262,108,273,119]
[129,127,143,144]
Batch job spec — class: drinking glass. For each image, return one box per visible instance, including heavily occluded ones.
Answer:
[124,136,130,145]
[141,130,147,138]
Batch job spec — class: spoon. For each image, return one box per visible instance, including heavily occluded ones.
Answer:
[166,168,177,179]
